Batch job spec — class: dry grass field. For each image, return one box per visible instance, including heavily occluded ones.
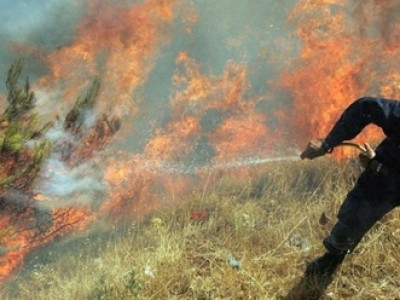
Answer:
[2,157,400,299]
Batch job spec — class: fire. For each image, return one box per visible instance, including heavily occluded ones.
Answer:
[2,0,400,281]
[280,0,400,159]
[101,153,193,219]
[0,204,93,280]
[101,155,154,216]
[101,48,285,218]
[37,0,179,116]
[211,113,271,160]
[172,52,250,112]
[0,0,181,280]
[168,52,282,162]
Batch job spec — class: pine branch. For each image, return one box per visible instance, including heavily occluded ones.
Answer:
[4,59,35,121]
[64,78,100,131]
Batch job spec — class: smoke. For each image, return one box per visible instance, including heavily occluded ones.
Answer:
[33,119,106,209]
[34,156,105,206]
[1,0,300,153]
[125,0,299,153]
[0,0,88,90]
[6,0,397,210]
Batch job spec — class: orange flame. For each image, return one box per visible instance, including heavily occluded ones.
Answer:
[279,0,400,159]
[37,0,179,116]
[0,0,181,280]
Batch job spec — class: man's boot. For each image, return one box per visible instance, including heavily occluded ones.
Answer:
[305,252,346,277]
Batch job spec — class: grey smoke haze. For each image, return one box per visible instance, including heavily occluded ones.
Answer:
[0,0,305,208]
[34,155,106,207]
[32,119,107,209]
[129,0,298,152]
[0,0,87,88]
[0,0,298,86]
[0,0,298,108]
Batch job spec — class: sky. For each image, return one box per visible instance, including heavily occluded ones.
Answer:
[0,0,87,87]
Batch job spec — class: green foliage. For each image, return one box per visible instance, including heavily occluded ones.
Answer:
[4,59,35,122]
[90,268,141,299]
[0,141,52,189]
[1,122,24,153]
[0,60,53,154]
[0,59,54,192]
[64,78,100,131]
[123,268,141,297]
[91,274,109,300]
[25,114,53,139]
[0,227,12,246]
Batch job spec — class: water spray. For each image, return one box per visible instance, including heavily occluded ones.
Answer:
[138,149,302,175]
[136,142,368,176]
[207,155,300,170]
[207,141,367,171]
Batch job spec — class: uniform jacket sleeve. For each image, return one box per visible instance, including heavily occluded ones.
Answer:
[324,97,400,149]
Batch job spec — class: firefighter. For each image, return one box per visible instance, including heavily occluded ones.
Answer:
[301,96,400,276]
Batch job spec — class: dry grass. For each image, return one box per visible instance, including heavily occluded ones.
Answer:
[2,157,400,299]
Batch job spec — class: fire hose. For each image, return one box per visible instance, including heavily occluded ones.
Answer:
[336,141,367,153]
[220,141,369,169]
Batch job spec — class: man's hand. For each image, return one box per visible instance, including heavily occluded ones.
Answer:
[300,139,328,160]
[358,142,375,168]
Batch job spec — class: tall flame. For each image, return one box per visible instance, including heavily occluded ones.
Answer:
[38,0,178,116]
[281,0,400,158]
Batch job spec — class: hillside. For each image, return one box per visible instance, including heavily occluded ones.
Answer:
[2,157,399,299]
[0,60,121,282]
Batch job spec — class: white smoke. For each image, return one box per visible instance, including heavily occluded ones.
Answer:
[36,157,105,197]
[33,115,106,209]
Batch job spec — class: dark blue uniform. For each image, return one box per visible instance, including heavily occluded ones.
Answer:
[323,97,400,254]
